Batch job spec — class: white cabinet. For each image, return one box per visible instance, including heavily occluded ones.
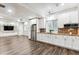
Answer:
[57,10,78,28]
[40,33,46,42]
[64,36,73,49]
[37,33,46,42]
[44,34,51,43]
[37,33,79,51]
[37,19,45,29]
[37,33,52,43]
[51,35,59,45]
[41,33,51,43]
[51,35,64,47]
[72,36,79,51]
[37,33,42,41]
[56,35,64,47]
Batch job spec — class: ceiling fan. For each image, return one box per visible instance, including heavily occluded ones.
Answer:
[0,4,5,8]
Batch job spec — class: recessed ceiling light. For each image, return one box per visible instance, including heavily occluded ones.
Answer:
[17,19,20,22]
[8,9,12,13]
[0,16,3,18]
[24,22,28,25]
[61,3,64,6]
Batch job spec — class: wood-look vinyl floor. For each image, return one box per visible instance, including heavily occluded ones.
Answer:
[0,36,79,55]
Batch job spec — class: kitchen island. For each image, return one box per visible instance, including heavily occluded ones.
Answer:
[37,32,79,51]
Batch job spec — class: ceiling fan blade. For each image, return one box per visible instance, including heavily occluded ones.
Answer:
[0,4,5,8]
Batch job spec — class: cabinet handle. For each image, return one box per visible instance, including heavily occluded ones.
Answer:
[64,39,66,40]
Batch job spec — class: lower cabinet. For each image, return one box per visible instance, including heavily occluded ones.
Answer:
[64,36,73,49]
[51,35,66,47]
[72,36,79,51]
[64,36,79,51]
[56,35,65,47]
[51,35,57,45]
[37,33,40,40]
[37,33,79,51]
[37,33,43,41]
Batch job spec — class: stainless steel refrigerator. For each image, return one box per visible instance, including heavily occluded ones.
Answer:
[31,24,37,41]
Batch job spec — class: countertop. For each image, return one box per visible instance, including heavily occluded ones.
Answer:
[37,32,79,36]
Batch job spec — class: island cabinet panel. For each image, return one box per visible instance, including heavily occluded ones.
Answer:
[37,33,45,41]
[37,33,51,43]
[51,35,64,47]
[37,33,79,51]
[51,35,56,44]
[64,36,73,49]
[37,33,40,40]
[72,37,79,51]
[37,33,43,41]
[43,34,51,43]
[56,35,65,47]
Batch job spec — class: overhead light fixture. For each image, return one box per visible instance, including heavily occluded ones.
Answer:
[0,16,3,18]
[8,9,12,13]
[17,19,20,22]
[56,3,64,7]
[61,3,64,6]
[24,22,28,25]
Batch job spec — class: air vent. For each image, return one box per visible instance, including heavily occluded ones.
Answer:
[0,4,5,8]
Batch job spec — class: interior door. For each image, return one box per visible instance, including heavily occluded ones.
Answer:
[31,24,37,40]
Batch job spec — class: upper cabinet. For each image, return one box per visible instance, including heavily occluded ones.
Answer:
[56,10,78,28]
[37,18,45,28]
[37,18,46,32]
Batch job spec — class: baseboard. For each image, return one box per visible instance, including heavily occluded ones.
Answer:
[0,35,28,38]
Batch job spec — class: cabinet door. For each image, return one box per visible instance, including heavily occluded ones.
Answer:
[42,34,51,43]
[37,33,43,41]
[37,33,48,42]
[56,35,64,47]
[41,33,46,42]
[40,33,45,41]
[45,34,52,43]
[37,33,41,40]
[51,35,57,45]
[51,35,61,46]
[64,36,73,49]
[72,36,79,51]
[53,35,59,45]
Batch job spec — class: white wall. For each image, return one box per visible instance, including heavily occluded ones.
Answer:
[23,21,30,38]
[0,18,37,38]
[17,22,24,35]
[0,21,18,37]
[24,22,29,36]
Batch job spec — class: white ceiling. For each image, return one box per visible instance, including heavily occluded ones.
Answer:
[0,3,78,22]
